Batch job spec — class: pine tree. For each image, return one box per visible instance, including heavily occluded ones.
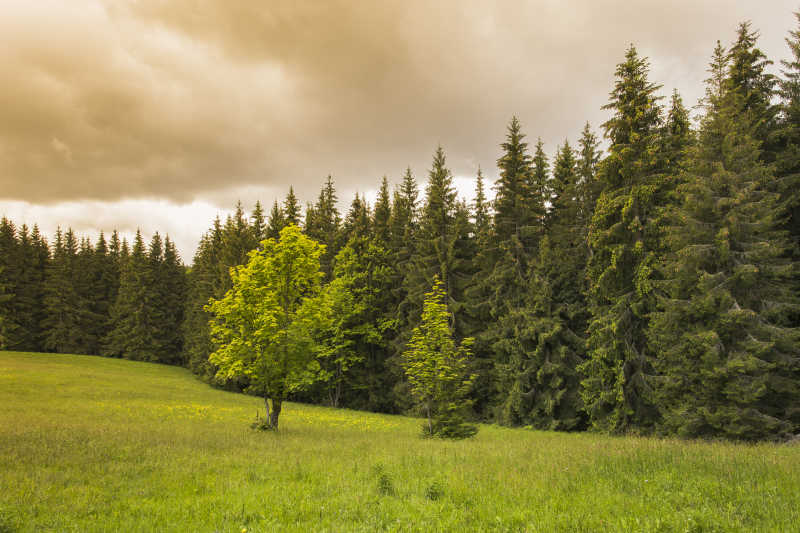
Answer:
[183,220,225,376]
[373,176,392,247]
[73,236,102,354]
[498,141,589,429]
[12,224,48,351]
[267,201,287,240]
[726,22,777,152]
[342,193,371,242]
[304,176,342,279]
[462,168,495,417]
[219,202,255,293]
[493,117,539,242]
[661,90,694,176]
[484,119,543,418]
[250,201,267,245]
[104,230,152,359]
[0,218,20,349]
[284,187,301,227]
[389,167,420,325]
[775,11,800,269]
[581,46,665,433]
[649,49,799,440]
[159,236,186,363]
[0,266,12,348]
[577,122,602,232]
[402,146,459,320]
[314,236,397,411]
[531,138,551,229]
[42,229,85,353]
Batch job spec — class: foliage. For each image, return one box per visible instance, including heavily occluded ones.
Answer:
[582,45,665,433]
[207,225,325,429]
[402,278,477,439]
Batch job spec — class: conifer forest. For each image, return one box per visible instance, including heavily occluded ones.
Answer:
[5,19,800,442]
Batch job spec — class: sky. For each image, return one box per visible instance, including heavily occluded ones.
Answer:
[1,0,798,260]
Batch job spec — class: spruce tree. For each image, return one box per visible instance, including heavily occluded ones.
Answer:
[485,119,543,419]
[373,176,392,247]
[267,201,287,240]
[506,141,589,429]
[250,201,267,245]
[0,218,19,349]
[726,22,777,152]
[402,146,461,321]
[314,236,397,411]
[649,49,799,440]
[389,167,420,327]
[577,122,602,232]
[13,224,48,351]
[104,230,152,359]
[304,176,342,279]
[43,229,84,353]
[775,11,800,270]
[462,168,495,417]
[342,193,371,242]
[283,187,301,227]
[183,221,225,376]
[581,46,665,433]
[531,138,551,229]
[159,237,186,363]
[219,202,255,293]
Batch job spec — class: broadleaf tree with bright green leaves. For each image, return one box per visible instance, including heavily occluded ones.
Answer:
[402,277,477,439]
[207,225,325,430]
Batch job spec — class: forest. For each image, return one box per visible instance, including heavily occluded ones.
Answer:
[2,19,800,442]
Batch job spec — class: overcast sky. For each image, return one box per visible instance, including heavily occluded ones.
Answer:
[1,0,798,259]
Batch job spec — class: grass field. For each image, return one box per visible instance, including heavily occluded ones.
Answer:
[1,351,798,532]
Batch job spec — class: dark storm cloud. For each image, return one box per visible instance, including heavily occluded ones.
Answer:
[1,0,797,206]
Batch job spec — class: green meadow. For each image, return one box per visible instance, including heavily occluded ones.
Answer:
[0,351,798,532]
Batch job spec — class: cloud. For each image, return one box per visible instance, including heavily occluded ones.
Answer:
[0,0,797,245]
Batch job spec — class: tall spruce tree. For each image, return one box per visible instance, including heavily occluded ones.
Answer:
[13,224,48,351]
[251,201,267,245]
[577,122,602,232]
[304,176,342,279]
[775,12,800,270]
[0,219,20,349]
[42,229,85,353]
[373,176,392,247]
[485,119,543,419]
[159,237,186,363]
[284,187,301,227]
[342,193,371,242]
[183,220,225,376]
[390,167,420,328]
[497,141,588,429]
[267,201,287,240]
[581,46,665,433]
[649,47,800,440]
[532,138,551,228]
[727,22,777,154]
[314,236,397,411]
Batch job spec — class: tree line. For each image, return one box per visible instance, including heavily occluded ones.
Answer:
[2,18,800,440]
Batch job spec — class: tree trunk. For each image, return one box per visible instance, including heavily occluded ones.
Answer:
[263,394,271,425]
[269,399,282,429]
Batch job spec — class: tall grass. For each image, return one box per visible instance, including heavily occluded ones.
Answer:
[1,351,798,532]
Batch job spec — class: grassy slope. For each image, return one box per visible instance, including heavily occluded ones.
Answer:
[0,351,798,532]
